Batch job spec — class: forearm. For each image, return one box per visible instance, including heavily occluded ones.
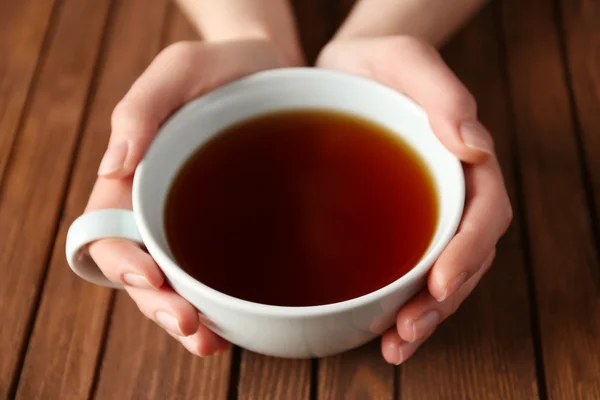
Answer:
[335,0,487,47]
[175,0,303,65]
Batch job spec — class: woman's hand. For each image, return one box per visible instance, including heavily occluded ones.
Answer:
[85,39,293,356]
[317,36,513,365]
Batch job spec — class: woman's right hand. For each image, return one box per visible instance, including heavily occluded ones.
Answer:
[316,36,512,365]
[84,38,294,356]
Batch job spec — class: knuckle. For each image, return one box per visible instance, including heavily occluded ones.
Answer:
[110,98,156,140]
[158,41,201,70]
[111,99,132,124]
[386,35,478,119]
[451,89,478,117]
[110,99,141,129]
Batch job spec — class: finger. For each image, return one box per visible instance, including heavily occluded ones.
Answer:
[381,327,404,365]
[318,36,493,163]
[381,250,495,364]
[126,285,200,337]
[99,39,283,178]
[85,177,165,289]
[166,321,229,357]
[178,325,229,357]
[396,249,496,343]
[85,175,133,211]
[428,158,512,301]
[381,325,435,365]
[89,238,164,289]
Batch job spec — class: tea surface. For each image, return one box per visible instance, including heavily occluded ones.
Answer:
[165,109,438,306]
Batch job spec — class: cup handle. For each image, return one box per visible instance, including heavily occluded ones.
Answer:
[66,209,144,289]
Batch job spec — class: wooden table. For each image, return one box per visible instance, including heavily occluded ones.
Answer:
[1,0,599,398]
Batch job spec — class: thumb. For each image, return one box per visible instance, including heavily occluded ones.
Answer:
[378,36,495,164]
[376,35,495,164]
[98,39,283,178]
[428,117,495,164]
[319,36,494,164]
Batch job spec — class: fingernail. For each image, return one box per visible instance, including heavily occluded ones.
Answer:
[460,121,494,154]
[411,310,440,342]
[98,141,128,176]
[122,273,153,289]
[437,272,468,302]
[155,311,183,336]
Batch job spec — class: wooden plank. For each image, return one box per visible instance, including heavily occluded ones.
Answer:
[11,0,170,399]
[400,6,539,399]
[237,353,311,400]
[560,0,600,248]
[318,341,394,400]
[95,296,232,400]
[92,6,232,400]
[501,0,600,398]
[0,0,56,183]
[0,0,113,397]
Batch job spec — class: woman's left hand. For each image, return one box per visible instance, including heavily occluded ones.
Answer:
[317,36,513,365]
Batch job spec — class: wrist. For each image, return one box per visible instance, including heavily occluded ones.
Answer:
[207,32,305,68]
[175,0,305,66]
[333,0,487,48]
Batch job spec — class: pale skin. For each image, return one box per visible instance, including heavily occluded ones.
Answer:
[88,0,512,363]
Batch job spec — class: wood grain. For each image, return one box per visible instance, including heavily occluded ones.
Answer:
[0,0,112,397]
[162,3,199,44]
[291,0,335,63]
[400,6,539,399]
[237,352,311,400]
[92,6,232,400]
[559,0,600,250]
[318,341,394,400]
[501,0,600,397]
[334,0,357,27]
[12,0,170,398]
[95,296,232,400]
[0,0,56,184]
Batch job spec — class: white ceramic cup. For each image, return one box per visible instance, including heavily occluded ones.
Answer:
[66,68,464,358]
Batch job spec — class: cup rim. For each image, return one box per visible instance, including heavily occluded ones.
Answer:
[133,67,465,318]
